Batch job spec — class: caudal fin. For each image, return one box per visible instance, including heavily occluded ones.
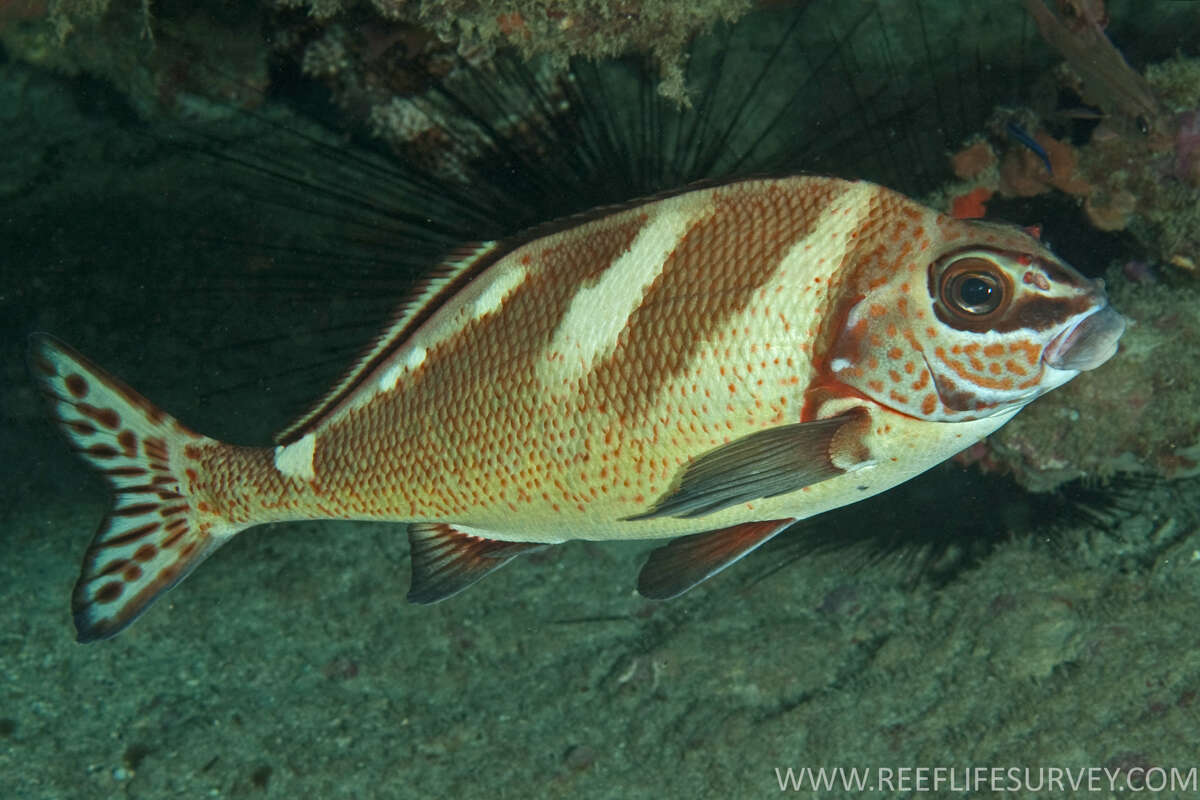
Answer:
[28,334,236,642]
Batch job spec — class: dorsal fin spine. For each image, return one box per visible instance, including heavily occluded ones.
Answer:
[274,240,501,444]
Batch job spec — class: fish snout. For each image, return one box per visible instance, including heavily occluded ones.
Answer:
[1043,305,1126,371]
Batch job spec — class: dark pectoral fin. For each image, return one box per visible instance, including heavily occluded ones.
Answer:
[637,519,796,600]
[407,523,546,604]
[626,408,869,520]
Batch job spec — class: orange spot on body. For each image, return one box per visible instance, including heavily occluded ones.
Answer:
[1004,359,1028,377]
[947,360,1014,390]
[903,330,924,353]
[1009,340,1041,366]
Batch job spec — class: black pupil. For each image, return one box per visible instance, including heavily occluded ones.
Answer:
[960,276,994,307]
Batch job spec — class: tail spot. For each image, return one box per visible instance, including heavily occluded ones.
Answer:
[97,559,130,577]
[84,443,120,459]
[79,403,121,429]
[65,373,88,398]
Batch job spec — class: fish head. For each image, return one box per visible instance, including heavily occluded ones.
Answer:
[827,219,1125,422]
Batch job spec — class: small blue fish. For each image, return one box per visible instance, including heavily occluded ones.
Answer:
[1006,122,1054,175]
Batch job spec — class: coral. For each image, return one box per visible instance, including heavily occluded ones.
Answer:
[3,0,756,115]
[0,0,269,117]
[279,0,756,104]
[950,186,992,220]
[300,26,352,79]
[1145,56,1200,113]
[1083,188,1136,231]
[950,140,996,181]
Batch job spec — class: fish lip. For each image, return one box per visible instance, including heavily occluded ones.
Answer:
[1043,305,1126,371]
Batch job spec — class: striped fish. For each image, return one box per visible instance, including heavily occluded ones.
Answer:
[30,176,1124,641]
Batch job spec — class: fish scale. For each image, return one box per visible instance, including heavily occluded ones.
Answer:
[30,175,1125,641]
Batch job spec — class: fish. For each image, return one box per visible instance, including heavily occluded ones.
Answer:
[1024,0,1172,146]
[1006,121,1055,176]
[29,175,1126,642]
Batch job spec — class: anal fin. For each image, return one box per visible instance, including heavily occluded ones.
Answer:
[407,523,546,604]
[637,519,795,600]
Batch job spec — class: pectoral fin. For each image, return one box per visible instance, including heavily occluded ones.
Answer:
[626,407,870,520]
[637,518,796,599]
[407,523,546,604]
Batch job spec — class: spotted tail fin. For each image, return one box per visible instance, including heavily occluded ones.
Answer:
[28,334,240,642]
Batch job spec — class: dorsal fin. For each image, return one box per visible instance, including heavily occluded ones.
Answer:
[275,241,504,444]
[274,176,764,445]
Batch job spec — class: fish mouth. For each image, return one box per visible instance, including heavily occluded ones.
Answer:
[1043,305,1126,371]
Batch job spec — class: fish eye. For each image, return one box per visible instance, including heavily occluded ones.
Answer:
[939,257,1006,317]
[952,273,1001,313]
